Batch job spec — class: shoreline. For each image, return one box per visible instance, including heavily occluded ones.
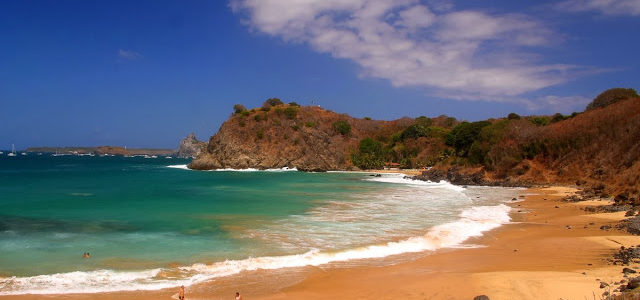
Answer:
[2,186,638,299]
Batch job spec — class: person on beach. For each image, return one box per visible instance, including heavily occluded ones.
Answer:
[179,285,185,300]
[235,291,242,300]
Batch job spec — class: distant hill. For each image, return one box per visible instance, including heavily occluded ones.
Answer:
[190,90,639,197]
[25,146,175,156]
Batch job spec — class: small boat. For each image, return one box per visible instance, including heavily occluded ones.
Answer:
[7,144,17,156]
[21,152,27,156]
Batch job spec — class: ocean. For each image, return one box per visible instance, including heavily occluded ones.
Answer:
[0,154,520,295]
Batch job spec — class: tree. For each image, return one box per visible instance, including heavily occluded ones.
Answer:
[233,104,247,114]
[351,138,384,169]
[445,121,491,156]
[586,88,638,110]
[507,113,521,120]
[333,120,351,135]
[264,98,284,107]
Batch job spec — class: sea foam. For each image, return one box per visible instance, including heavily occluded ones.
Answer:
[0,204,510,295]
[365,173,465,192]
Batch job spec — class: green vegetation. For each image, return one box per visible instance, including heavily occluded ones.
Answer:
[351,138,385,169]
[284,106,298,119]
[445,121,491,156]
[586,88,638,110]
[256,129,264,139]
[332,120,351,135]
[507,113,520,120]
[288,102,300,107]
[305,121,317,128]
[364,117,372,120]
[528,116,549,126]
[233,104,247,114]
[264,98,283,107]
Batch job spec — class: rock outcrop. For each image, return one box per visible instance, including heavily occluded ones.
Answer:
[189,105,412,171]
[176,133,206,158]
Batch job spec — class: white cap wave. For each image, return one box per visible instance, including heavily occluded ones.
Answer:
[0,204,510,295]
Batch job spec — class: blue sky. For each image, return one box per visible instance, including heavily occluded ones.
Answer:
[1,0,638,149]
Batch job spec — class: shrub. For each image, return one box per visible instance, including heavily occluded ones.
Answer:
[364,117,372,120]
[351,138,384,169]
[292,125,299,131]
[444,117,457,128]
[399,124,445,140]
[256,129,264,139]
[288,102,300,107]
[586,88,638,110]
[241,110,250,117]
[333,120,351,135]
[529,116,550,126]
[264,98,283,107]
[507,113,521,120]
[305,121,317,128]
[415,116,433,126]
[254,114,263,122]
[550,113,566,123]
[445,121,491,156]
[284,106,298,119]
[261,105,271,112]
[233,104,247,114]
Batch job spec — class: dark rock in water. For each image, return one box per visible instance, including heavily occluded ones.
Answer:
[600,282,609,288]
[176,133,206,158]
[512,197,517,201]
[473,296,490,300]
[623,267,637,274]
[375,174,382,177]
[600,225,611,230]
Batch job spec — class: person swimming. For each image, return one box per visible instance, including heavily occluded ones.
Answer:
[82,252,90,259]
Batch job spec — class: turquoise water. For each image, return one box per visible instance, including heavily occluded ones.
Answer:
[0,154,517,294]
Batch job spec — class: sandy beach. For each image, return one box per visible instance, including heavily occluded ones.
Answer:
[3,186,638,300]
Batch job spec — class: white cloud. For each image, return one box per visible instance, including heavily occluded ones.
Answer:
[556,0,640,16]
[230,0,573,99]
[118,49,142,60]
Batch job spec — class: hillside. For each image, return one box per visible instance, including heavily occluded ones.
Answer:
[189,102,416,171]
[190,91,639,197]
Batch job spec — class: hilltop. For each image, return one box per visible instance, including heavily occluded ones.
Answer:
[190,90,639,197]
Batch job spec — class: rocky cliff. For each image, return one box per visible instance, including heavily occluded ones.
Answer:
[176,133,206,158]
[189,104,411,171]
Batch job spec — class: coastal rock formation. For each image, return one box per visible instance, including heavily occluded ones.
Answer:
[176,133,206,158]
[189,104,413,171]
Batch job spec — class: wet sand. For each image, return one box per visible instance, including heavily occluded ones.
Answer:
[3,186,638,300]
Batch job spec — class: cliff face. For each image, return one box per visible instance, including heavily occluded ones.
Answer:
[176,133,206,158]
[189,105,410,171]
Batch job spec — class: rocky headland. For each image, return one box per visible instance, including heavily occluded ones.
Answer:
[176,133,206,158]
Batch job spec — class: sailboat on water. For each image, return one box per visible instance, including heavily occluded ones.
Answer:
[7,144,17,157]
